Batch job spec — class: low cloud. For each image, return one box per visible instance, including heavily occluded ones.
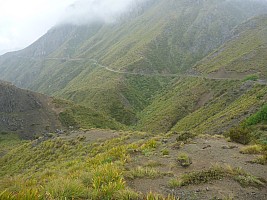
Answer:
[59,0,143,25]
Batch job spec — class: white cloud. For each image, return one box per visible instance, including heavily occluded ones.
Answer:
[0,0,76,54]
[60,0,138,25]
[0,0,140,54]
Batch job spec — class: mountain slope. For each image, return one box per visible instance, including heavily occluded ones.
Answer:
[0,0,266,126]
[0,82,123,138]
[135,15,267,134]
[193,14,267,79]
[0,81,61,138]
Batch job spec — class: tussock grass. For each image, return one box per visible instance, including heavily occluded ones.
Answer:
[145,191,178,200]
[177,153,192,168]
[252,153,267,165]
[45,178,88,199]
[240,145,263,154]
[127,166,161,179]
[169,164,265,188]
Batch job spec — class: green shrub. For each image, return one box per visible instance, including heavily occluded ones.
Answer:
[175,132,196,142]
[243,74,259,82]
[177,153,192,168]
[228,127,252,145]
[245,104,267,126]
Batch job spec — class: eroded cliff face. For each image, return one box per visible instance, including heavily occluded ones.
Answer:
[0,81,62,138]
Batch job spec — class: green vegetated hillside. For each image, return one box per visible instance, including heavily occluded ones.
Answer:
[0,0,267,126]
[53,99,124,131]
[194,14,267,79]
[1,1,267,199]
[0,81,123,138]
[136,78,267,134]
[134,15,267,134]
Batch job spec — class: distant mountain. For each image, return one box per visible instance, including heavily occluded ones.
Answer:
[193,14,267,79]
[0,0,266,127]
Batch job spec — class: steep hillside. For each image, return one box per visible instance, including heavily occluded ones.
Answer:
[0,0,266,125]
[0,81,61,138]
[0,82,123,138]
[135,15,267,134]
[193,14,267,80]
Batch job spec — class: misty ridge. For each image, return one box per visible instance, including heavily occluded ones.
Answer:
[58,0,150,25]
[56,0,267,26]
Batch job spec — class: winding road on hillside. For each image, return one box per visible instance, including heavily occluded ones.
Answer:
[16,55,267,85]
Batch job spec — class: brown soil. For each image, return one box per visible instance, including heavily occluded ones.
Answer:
[60,129,120,142]
[126,136,267,200]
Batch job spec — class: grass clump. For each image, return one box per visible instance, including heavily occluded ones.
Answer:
[145,191,178,200]
[90,163,126,199]
[127,166,161,179]
[228,127,252,145]
[240,144,263,154]
[45,178,88,199]
[175,132,196,142]
[243,74,259,82]
[145,160,162,168]
[251,153,267,165]
[161,149,170,156]
[0,189,40,200]
[169,165,265,188]
[177,153,192,168]
[173,167,224,187]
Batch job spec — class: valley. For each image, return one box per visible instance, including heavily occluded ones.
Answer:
[0,0,267,199]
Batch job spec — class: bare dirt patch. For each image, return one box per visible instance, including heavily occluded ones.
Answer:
[126,136,267,199]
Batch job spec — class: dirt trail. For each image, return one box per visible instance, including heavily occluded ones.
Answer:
[15,56,267,85]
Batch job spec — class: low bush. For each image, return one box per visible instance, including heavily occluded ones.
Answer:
[243,74,259,82]
[228,127,252,145]
[177,153,192,168]
[175,132,196,142]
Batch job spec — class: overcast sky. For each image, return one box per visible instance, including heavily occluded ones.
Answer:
[0,0,136,55]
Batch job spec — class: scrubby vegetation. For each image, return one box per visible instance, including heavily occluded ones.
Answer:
[244,104,267,126]
[169,165,265,188]
[228,127,252,145]
[177,153,192,168]
[240,145,263,154]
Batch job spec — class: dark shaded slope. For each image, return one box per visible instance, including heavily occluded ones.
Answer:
[0,81,61,138]
[0,82,124,138]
